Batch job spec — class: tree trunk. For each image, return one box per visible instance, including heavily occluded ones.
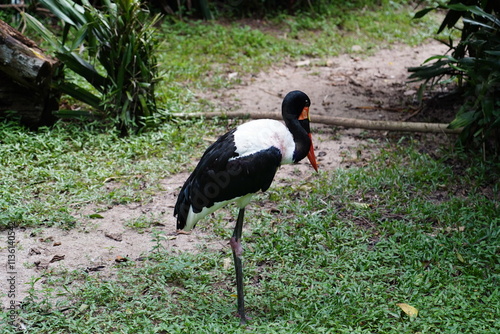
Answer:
[0,19,60,127]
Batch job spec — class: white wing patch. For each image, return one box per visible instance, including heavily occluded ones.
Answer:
[232,119,294,164]
[184,194,253,231]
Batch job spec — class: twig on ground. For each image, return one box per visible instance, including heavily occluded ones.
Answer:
[172,111,462,134]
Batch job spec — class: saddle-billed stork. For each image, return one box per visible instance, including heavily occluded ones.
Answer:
[174,90,318,323]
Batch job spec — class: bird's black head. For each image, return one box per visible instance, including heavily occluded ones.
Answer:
[281,90,311,126]
[281,90,318,171]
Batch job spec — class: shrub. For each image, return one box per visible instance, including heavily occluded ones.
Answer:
[409,1,500,153]
[25,0,163,135]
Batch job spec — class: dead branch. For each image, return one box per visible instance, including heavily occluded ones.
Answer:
[172,112,462,134]
[0,5,27,9]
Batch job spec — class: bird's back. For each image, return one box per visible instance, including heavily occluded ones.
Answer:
[232,119,294,163]
[174,119,289,231]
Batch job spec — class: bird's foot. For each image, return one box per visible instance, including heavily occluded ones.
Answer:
[235,312,251,324]
[229,237,243,257]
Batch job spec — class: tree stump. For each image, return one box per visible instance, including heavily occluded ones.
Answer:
[0,19,60,127]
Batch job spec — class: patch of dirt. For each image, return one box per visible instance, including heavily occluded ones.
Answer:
[212,40,451,122]
[1,40,454,307]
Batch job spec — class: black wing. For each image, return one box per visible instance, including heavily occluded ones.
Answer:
[174,130,282,230]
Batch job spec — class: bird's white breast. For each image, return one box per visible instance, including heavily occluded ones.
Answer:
[232,119,295,164]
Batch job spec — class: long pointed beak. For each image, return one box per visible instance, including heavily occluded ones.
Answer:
[308,133,318,172]
[299,106,310,121]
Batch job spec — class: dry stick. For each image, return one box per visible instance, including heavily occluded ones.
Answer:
[173,112,462,134]
[0,5,27,8]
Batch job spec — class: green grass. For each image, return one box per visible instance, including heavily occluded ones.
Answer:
[155,2,440,95]
[3,142,499,333]
[0,118,227,229]
[2,2,498,333]
[1,3,441,229]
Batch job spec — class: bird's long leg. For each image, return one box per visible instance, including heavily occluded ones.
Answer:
[229,207,247,324]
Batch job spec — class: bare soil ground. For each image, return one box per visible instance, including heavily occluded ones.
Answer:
[1,40,454,306]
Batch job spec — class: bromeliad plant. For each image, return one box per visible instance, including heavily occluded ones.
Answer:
[24,0,162,135]
[409,1,500,152]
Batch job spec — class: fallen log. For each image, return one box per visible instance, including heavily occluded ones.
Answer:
[172,111,462,134]
[0,74,59,126]
[0,20,59,90]
[0,19,60,127]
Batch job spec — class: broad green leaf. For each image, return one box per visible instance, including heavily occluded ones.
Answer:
[69,25,89,50]
[54,109,93,118]
[23,13,62,51]
[450,110,476,129]
[421,54,456,64]
[40,0,84,27]
[56,52,107,90]
[413,7,435,19]
[58,82,101,109]
[40,0,76,26]
[445,4,500,27]
[463,18,494,30]
[438,10,462,34]
[408,62,453,80]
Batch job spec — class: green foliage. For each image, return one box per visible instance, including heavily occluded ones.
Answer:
[0,118,214,230]
[172,0,412,19]
[3,143,499,333]
[24,0,163,135]
[410,1,500,152]
[0,2,436,231]
[1,4,497,330]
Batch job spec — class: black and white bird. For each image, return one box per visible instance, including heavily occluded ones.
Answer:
[174,90,318,323]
